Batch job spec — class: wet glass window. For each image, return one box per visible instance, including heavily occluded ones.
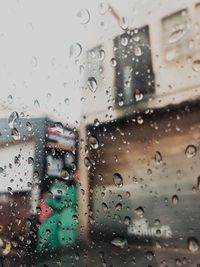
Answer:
[1,1,200,266]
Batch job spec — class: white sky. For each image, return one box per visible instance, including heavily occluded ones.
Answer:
[0,0,98,125]
[0,0,184,125]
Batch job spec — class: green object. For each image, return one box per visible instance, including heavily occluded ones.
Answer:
[37,182,78,252]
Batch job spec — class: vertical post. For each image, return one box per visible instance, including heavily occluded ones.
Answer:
[78,123,89,242]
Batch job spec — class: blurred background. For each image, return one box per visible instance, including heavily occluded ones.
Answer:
[1,0,200,266]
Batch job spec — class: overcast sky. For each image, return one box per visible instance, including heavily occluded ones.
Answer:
[0,0,99,125]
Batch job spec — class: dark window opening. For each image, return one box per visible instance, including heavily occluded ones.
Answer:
[114,25,155,107]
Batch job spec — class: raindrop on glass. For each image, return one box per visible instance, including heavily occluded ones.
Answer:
[8,112,19,128]
[11,128,20,141]
[120,17,128,30]
[187,238,199,252]
[70,43,82,58]
[169,29,186,44]
[87,77,97,92]
[154,151,162,164]
[121,36,128,46]
[135,90,143,102]
[64,98,69,105]
[137,116,143,124]
[88,135,99,149]
[34,99,40,108]
[94,118,100,126]
[77,9,90,24]
[111,237,127,248]
[28,157,34,165]
[26,122,32,131]
[135,206,144,217]
[115,203,122,211]
[84,157,92,170]
[113,173,123,187]
[98,49,105,61]
[7,95,13,104]
[146,251,154,261]
[134,46,142,56]
[99,2,108,15]
[185,145,197,159]
[192,60,200,72]
[110,58,117,67]
[124,216,131,225]
[33,171,39,179]
[102,202,108,212]
[172,195,179,205]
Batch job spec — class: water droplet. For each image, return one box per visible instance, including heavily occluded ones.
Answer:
[28,157,34,165]
[26,122,32,131]
[187,238,199,252]
[192,60,200,72]
[72,214,79,223]
[147,168,152,175]
[175,258,182,266]
[84,157,92,170]
[98,49,105,61]
[99,2,108,15]
[146,251,154,261]
[169,29,186,44]
[154,151,162,164]
[87,77,97,92]
[135,206,144,217]
[111,237,127,248]
[34,99,40,108]
[8,112,19,128]
[88,135,99,149]
[7,95,13,104]
[70,43,82,58]
[74,252,80,261]
[154,219,160,226]
[36,207,41,215]
[110,58,117,67]
[46,92,52,100]
[94,118,100,126]
[134,46,142,56]
[64,98,69,105]
[102,202,108,212]
[11,240,18,248]
[98,173,103,181]
[14,155,20,165]
[172,195,179,205]
[115,203,122,211]
[121,36,128,46]
[77,9,90,24]
[124,216,131,225]
[119,100,124,106]
[53,122,64,135]
[89,216,95,225]
[113,173,123,187]
[11,128,20,141]
[185,145,197,159]
[137,116,143,124]
[135,90,143,102]
[33,171,39,179]
[120,17,128,30]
